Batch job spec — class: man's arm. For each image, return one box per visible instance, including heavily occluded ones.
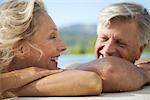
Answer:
[14,70,102,96]
[0,67,62,93]
[67,56,148,92]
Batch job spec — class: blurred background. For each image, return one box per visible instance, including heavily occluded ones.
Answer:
[44,0,150,68]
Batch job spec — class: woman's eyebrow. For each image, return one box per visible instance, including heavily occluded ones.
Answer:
[50,28,58,31]
[48,28,58,34]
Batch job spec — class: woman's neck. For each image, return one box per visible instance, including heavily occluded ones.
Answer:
[5,58,30,72]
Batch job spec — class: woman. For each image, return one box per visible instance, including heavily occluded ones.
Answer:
[0,0,102,98]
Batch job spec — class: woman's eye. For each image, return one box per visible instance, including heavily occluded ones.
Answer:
[49,34,56,39]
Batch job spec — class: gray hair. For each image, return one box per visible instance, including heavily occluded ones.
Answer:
[0,0,46,70]
[97,2,150,46]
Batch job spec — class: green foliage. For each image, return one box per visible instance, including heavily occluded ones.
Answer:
[144,42,150,52]
[67,45,85,54]
[63,37,96,55]
[60,24,97,54]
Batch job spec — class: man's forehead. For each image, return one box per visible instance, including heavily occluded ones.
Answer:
[99,20,138,34]
[97,23,140,43]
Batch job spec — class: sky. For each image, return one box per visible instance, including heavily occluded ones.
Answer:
[44,0,150,27]
[0,0,149,27]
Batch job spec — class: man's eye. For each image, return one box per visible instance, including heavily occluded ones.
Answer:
[100,37,108,42]
[117,41,127,48]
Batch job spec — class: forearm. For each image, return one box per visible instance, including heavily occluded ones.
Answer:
[0,71,19,93]
[97,57,147,92]
[144,69,150,84]
[0,67,62,93]
[15,70,102,96]
[135,59,150,84]
[68,57,147,92]
[66,60,102,76]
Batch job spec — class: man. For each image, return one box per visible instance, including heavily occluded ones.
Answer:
[69,2,150,92]
[95,2,150,92]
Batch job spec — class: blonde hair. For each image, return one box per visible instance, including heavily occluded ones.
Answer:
[97,2,150,46]
[0,0,46,70]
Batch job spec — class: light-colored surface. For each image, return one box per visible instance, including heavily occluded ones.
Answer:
[14,85,150,100]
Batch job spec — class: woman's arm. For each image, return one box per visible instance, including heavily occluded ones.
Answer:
[0,67,62,93]
[15,70,102,96]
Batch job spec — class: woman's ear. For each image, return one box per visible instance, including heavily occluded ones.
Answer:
[14,46,25,59]
[13,40,29,60]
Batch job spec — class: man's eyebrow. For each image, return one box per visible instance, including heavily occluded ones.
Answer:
[117,39,128,44]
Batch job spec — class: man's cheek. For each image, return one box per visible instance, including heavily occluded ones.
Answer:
[124,51,135,62]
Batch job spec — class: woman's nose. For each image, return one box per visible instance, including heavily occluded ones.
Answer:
[57,39,67,52]
[58,46,67,52]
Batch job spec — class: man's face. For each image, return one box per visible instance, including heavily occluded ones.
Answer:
[95,20,143,63]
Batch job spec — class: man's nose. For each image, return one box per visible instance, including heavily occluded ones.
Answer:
[102,40,116,56]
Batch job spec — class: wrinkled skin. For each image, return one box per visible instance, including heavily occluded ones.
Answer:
[94,20,149,91]
[68,56,148,92]
[95,20,144,63]
[68,20,150,92]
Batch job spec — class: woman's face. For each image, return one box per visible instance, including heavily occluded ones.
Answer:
[25,12,66,69]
